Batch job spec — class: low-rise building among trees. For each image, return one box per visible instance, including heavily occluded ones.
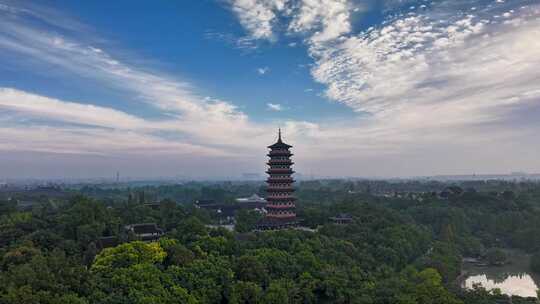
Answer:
[125,223,164,242]
[329,213,353,225]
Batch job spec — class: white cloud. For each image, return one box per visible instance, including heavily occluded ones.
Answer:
[226,0,540,176]
[0,12,271,151]
[0,4,276,160]
[0,88,145,130]
[310,3,540,128]
[229,0,354,43]
[289,0,352,43]
[2,0,540,177]
[228,0,540,138]
[257,66,270,75]
[267,103,284,111]
[0,125,228,157]
[228,0,290,41]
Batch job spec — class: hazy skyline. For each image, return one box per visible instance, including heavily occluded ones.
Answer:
[1,0,539,179]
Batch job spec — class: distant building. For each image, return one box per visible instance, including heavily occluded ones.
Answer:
[257,129,299,230]
[236,194,266,204]
[143,201,161,210]
[97,236,119,250]
[125,223,164,242]
[329,213,353,225]
[438,186,464,199]
[195,199,216,206]
[195,195,266,223]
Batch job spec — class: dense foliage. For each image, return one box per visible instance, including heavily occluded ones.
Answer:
[532,252,540,274]
[1,179,539,303]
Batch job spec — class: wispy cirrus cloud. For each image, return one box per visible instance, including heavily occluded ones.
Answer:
[0,1,270,152]
[0,0,274,165]
[0,88,145,130]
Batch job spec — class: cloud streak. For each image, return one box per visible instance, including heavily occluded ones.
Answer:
[0,2,268,154]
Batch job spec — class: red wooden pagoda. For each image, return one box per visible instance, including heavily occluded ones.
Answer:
[257,129,299,230]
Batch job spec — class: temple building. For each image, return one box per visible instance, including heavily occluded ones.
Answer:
[257,129,299,230]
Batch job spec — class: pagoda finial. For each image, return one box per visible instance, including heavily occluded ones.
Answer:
[278,128,282,142]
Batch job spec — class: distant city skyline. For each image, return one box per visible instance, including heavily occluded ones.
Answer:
[1,0,539,178]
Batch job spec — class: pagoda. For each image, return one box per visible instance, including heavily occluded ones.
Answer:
[257,129,299,230]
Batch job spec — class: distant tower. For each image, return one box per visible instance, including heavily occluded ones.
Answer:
[257,129,298,230]
[116,171,120,183]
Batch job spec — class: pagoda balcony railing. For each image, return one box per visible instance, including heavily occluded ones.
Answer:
[270,155,291,161]
[267,178,295,182]
[267,194,295,199]
[267,213,296,218]
[267,151,293,157]
[266,204,295,209]
[266,195,296,200]
[268,180,293,188]
[268,166,293,170]
[267,161,294,166]
[268,158,293,162]
[267,187,295,192]
[267,184,294,188]
[266,169,294,174]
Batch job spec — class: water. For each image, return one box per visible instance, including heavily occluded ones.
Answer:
[461,251,540,298]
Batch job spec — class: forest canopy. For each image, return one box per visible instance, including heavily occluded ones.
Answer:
[1,179,539,303]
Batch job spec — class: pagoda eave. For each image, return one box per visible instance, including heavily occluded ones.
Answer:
[266,206,296,211]
[266,170,295,174]
[266,179,295,183]
[266,187,295,191]
[266,197,296,201]
[267,153,293,157]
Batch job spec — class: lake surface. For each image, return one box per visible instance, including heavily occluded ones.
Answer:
[461,251,540,298]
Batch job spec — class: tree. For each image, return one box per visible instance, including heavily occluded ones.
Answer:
[168,256,233,303]
[235,210,263,233]
[485,248,507,266]
[91,263,196,304]
[234,255,268,285]
[172,217,207,243]
[91,241,166,273]
[160,239,195,267]
[263,279,299,304]
[531,252,540,274]
[229,281,263,304]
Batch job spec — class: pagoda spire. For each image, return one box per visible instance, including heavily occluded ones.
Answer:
[278,128,282,142]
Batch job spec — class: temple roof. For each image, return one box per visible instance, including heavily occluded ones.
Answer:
[268,129,292,149]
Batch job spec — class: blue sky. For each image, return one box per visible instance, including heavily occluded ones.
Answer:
[0,0,539,179]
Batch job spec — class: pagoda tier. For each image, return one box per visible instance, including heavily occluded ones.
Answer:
[266,194,296,202]
[266,187,295,192]
[266,169,295,174]
[266,177,295,183]
[257,129,298,230]
[267,160,294,165]
[267,152,293,157]
[266,203,295,209]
